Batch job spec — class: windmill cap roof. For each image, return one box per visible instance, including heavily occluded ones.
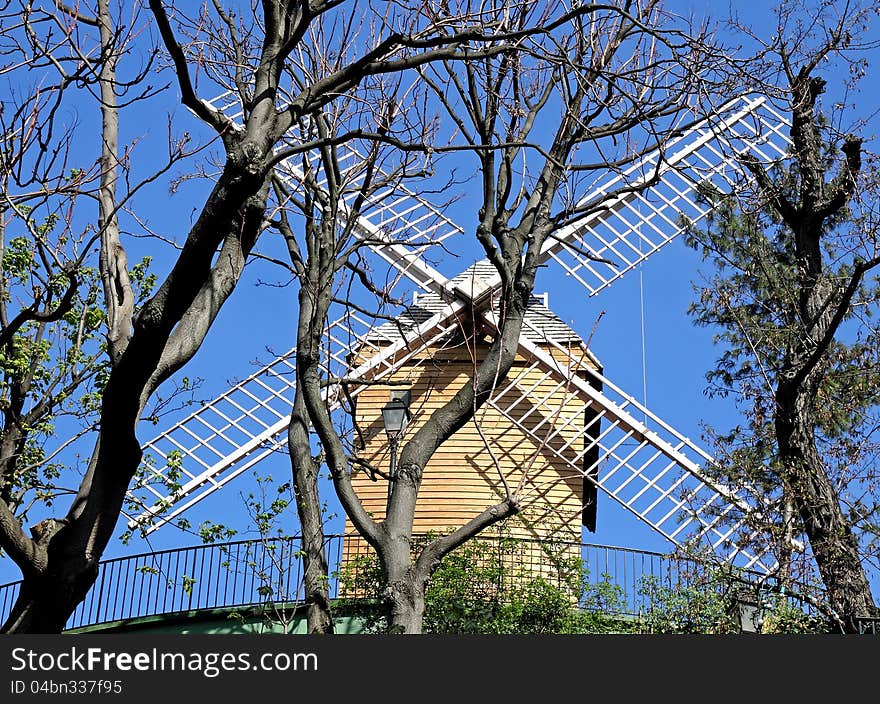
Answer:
[367,266,601,369]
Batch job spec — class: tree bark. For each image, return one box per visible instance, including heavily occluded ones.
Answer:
[776,377,876,632]
[289,367,334,633]
[0,517,95,633]
[2,574,92,633]
[96,0,133,364]
[385,560,425,635]
[0,151,271,633]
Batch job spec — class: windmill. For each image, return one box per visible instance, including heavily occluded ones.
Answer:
[122,93,791,577]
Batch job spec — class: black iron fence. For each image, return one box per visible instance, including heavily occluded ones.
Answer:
[855,616,880,634]
[0,535,820,631]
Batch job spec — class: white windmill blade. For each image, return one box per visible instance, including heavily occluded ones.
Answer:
[273,158,459,296]
[479,309,775,573]
[125,298,470,533]
[124,348,297,530]
[204,90,463,296]
[539,95,790,296]
[292,94,790,305]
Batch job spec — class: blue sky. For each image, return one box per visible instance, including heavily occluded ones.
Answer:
[2,1,879,590]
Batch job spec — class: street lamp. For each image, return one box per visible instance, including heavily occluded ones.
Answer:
[381,391,411,503]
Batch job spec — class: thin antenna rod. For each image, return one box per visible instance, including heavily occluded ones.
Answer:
[637,206,648,427]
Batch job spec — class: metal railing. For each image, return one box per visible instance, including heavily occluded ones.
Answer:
[0,535,818,631]
[855,616,880,634]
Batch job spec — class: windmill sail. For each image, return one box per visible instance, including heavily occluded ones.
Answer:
[539,96,790,295]
[126,302,468,531]
[495,314,774,571]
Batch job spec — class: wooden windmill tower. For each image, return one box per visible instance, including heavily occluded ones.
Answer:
[343,274,605,568]
[123,94,791,578]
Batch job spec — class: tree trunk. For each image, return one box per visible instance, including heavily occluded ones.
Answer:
[388,581,425,634]
[301,546,334,634]
[384,547,425,634]
[776,380,876,632]
[2,575,92,633]
[0,155,271,633]
[284,273,337,634]
[1,524,97,633]
[289,387,334,634]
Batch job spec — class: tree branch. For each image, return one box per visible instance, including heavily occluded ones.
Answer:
[792,255,880,389]
[0,270,78,350]
[147,0,234,136]
[414,498,519,581]
[816,135,862,221]
[741,154,799,228]
[0,498,43,577]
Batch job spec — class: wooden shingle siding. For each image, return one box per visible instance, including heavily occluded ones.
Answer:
[343,335,600,567]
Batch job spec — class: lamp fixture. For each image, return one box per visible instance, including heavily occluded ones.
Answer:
[381,390,411,440]
[381,390,411,504]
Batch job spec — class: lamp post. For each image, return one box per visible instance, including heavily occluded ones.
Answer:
[381,391,411,504]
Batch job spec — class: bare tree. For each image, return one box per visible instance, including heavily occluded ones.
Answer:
[270,87,439,633]
[288,0,724,633]
[687,0,880,632]
[0,0,178,632]
[2,0,560,633]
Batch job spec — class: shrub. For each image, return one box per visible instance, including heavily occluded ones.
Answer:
[335,536,634,634]
[335,539,828,634]
[637,575,740,633]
